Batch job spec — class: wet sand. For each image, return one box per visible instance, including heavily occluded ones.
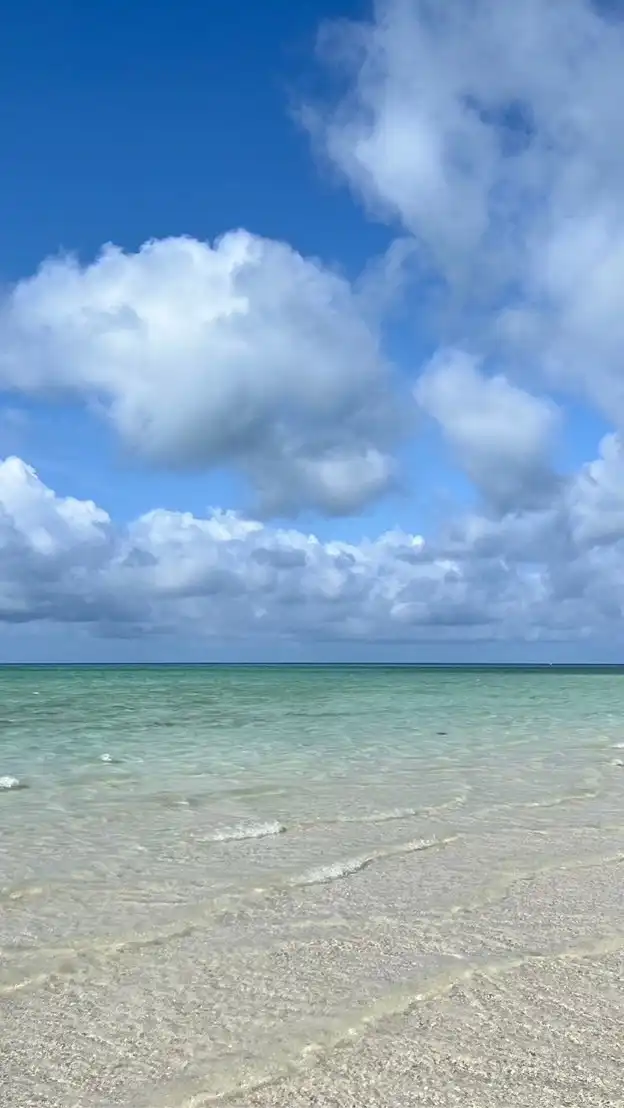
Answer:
[2,782,623,1107]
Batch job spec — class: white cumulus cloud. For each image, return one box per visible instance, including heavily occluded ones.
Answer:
[0,232,401,516]
[312,0,624,424]
[415,349,560,512]
[3,0,624,648]
[1,452,624,645]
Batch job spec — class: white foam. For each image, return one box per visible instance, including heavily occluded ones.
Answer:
[295,856,370,887]
[336,806,418,825]
[210,821,286,843]
[0,776,23,790]
[294,836,453,889]
[612,742,624,750]
[99,753,114,763]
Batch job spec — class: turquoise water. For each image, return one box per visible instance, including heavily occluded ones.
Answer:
[1,666,623,1106]
[3,663,622,779]
[1,664,621,826]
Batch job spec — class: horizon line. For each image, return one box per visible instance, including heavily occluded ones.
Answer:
[0,661,623,670]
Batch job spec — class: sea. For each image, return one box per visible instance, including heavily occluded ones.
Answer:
[1,665,623,1107]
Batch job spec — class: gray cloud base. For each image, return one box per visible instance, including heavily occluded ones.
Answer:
[1,448,623,643]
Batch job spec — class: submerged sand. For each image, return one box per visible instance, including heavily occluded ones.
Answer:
[1,767,623,1107]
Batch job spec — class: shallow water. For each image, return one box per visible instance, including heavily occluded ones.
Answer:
[1,666,623,1106]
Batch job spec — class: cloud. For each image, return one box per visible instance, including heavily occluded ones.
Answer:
[564,432,624,547]
[3,0,624,649]
[1,451,624,644]
[415,349,560,512]
[312,0,624,422]
[0,456,113,623]
[0,232,402,516]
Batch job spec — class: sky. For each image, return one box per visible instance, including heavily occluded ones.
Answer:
[1,0,624,662]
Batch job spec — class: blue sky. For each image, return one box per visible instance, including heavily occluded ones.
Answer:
[1,0,624,661]
[1,0,419,536]
[0,0,382,518]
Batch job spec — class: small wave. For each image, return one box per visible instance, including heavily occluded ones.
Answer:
[523,789,597,809]
[475,789,597,819]
[208,821,286,843]
[612,742,624,750]
[332,794,467,827]
[335,807,419,826]
[293,835,456,889]
[294,857,370,887]
[424,793,470,815]
[0,776,25,791]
